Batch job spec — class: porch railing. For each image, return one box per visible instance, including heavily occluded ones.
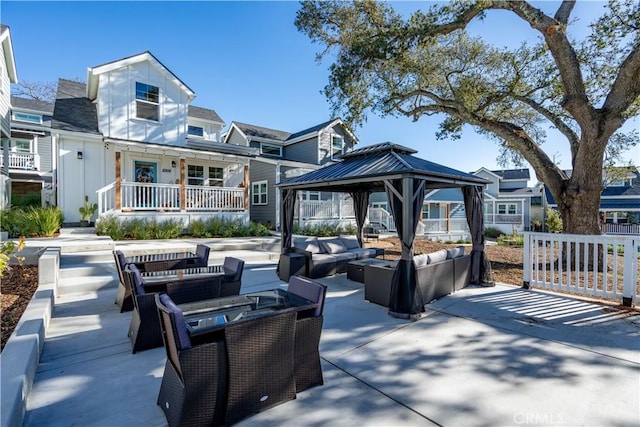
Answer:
[297,199,355,219]
[422,218,469,234]
[0,152,40,171]
[96,182,245,215]
[369,207,396,232]
[485,213,522,224]
[603,223,640,235]
[523,232,639,305]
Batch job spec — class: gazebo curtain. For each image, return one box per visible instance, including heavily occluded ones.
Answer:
[384,178,426,318]
[462,185,493,286]
[349,190,370,248]
[280,188,297,255]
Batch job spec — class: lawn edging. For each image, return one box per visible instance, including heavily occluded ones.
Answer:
[0,247,59,427]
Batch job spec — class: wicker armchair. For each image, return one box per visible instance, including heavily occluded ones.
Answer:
[222,256,245,291]
[287,275,327,393]
[113,250,186,312]
[125,264,224,353]
[191,244,210,268]
[155,294,227,427]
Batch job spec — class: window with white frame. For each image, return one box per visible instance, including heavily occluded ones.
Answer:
[135,82,160,121]
[188,125,204,137]
[421,204,430,220]
[207,167,224,187]
[331,135,344,159]
[11,139,32,153]
[187,165,204,185]
[497,203,517,215]
[252,181,268,205]
[12,112,42,124]
[301,191,320,201]
[260,143,282,157]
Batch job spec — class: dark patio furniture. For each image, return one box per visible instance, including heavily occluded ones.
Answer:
[222,256,245,290]
[346,258,391,283]
[287,275,327,393]
[156,293,227,427]
[114,249,189,312]
[125,264,226,353]
[156,289,314,426]
[192,243,210,268]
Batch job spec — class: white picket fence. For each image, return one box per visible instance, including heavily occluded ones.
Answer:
[523,232,639,305]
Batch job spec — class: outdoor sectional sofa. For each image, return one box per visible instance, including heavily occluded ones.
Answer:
[363,246,471,307]
[291,235,384,279]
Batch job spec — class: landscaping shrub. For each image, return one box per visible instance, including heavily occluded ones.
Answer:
[484,227,502,238]
[293,222,360,237]
[123,217,151,240]
[25,206,63,237]
[188,219,207,238]
[497,234,524,246]
[11,192,41,208]
[155,219,183,239]
[0,236,25,278]
[248,221,271,236]
[545,208,563,233]
[205,218,225,237]
[95,214,125,240]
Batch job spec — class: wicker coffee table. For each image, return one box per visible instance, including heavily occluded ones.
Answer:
[346,258,391,283]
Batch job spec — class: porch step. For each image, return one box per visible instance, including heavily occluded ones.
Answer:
[57,273,119,295]
[61,250,115,266]
[59,227,97,235]
[59,263,117,280]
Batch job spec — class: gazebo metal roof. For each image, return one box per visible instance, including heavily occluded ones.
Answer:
[277,142,489,192]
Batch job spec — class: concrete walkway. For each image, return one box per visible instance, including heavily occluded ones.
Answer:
[22,249,640,426]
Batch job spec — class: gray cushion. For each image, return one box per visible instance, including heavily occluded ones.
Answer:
[293,238,322,254]
[319,237,347,254]
[331,251,358,261]
[309,254,336,265]
[340,235,361,250]
[349,248,377,259]
[159,293,191,350]
[427,249,448,265]
[414,254,429,267]
[446,246,466,259]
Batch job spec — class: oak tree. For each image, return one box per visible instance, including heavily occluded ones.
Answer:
[296,0,639,235]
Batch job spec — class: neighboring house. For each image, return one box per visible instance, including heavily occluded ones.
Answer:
[4,96,55,204]
[223,119,358,229]
[52,51,257,225]
[369,167,540,239]
[544,167,640,234]
[0,24,18,209]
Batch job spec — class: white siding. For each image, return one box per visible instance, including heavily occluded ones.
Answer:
[0,44,10,138]
[187,119,222,142]
[96,62,189,145]
[58,135,112,222]
[225,128,249,146]
[475,170,500,196]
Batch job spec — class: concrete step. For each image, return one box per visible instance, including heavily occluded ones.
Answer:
[59,263,117,280]
[57,274,118,295]
[60,251,115,266]
[59,227,97,235]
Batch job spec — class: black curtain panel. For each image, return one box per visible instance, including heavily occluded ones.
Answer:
[280,188,297,255]
[349,190,370,248]
[385,178,426,318]
[462,185,493,286]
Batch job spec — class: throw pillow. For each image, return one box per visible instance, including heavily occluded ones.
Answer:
[320,238,347,254]
[340,235,361,250]
[414,254,429,267]
[427,249,448,264]
[446,246,465,259]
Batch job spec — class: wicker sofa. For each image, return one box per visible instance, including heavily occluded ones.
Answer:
[290,235,383,279]
[363,246,471,307]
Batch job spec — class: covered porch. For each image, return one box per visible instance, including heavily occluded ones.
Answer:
[95,138,254,225]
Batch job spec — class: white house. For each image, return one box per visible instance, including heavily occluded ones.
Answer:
[0,24,18,209]
[52,52,257,225]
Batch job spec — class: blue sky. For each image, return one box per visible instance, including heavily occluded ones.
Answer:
[2,1,638,182]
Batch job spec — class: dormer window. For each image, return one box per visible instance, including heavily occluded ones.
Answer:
[135,82,159,121]
[188,125,204,138]
[260,143,282,157]
[12,112,42,124]
[331,135,344,159]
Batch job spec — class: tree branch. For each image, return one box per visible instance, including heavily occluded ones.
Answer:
[554,1,576,25]
[602,44,640,119]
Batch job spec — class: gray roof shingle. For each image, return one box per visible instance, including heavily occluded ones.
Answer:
[233,121,291,142]
[11,96,54,114]
[52,79,101,134]
[188,105,223,124]
[491,168,530,180]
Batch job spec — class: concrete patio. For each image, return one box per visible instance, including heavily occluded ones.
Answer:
[19,243,640,426]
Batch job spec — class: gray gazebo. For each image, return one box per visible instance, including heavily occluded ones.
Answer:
[277,142,493,320]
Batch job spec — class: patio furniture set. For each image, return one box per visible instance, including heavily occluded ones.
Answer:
[112,246,327,426]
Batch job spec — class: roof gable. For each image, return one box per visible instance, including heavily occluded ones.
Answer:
[188,105,223,125]
[0,25,18,83]
[11,96,54,114]
[86,51,195,101]
[231,121,291,142]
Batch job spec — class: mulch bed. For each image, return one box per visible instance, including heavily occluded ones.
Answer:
[1,265,39,352]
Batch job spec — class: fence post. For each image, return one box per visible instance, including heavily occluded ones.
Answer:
[622,237,637,307]
[522,232,531,289]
